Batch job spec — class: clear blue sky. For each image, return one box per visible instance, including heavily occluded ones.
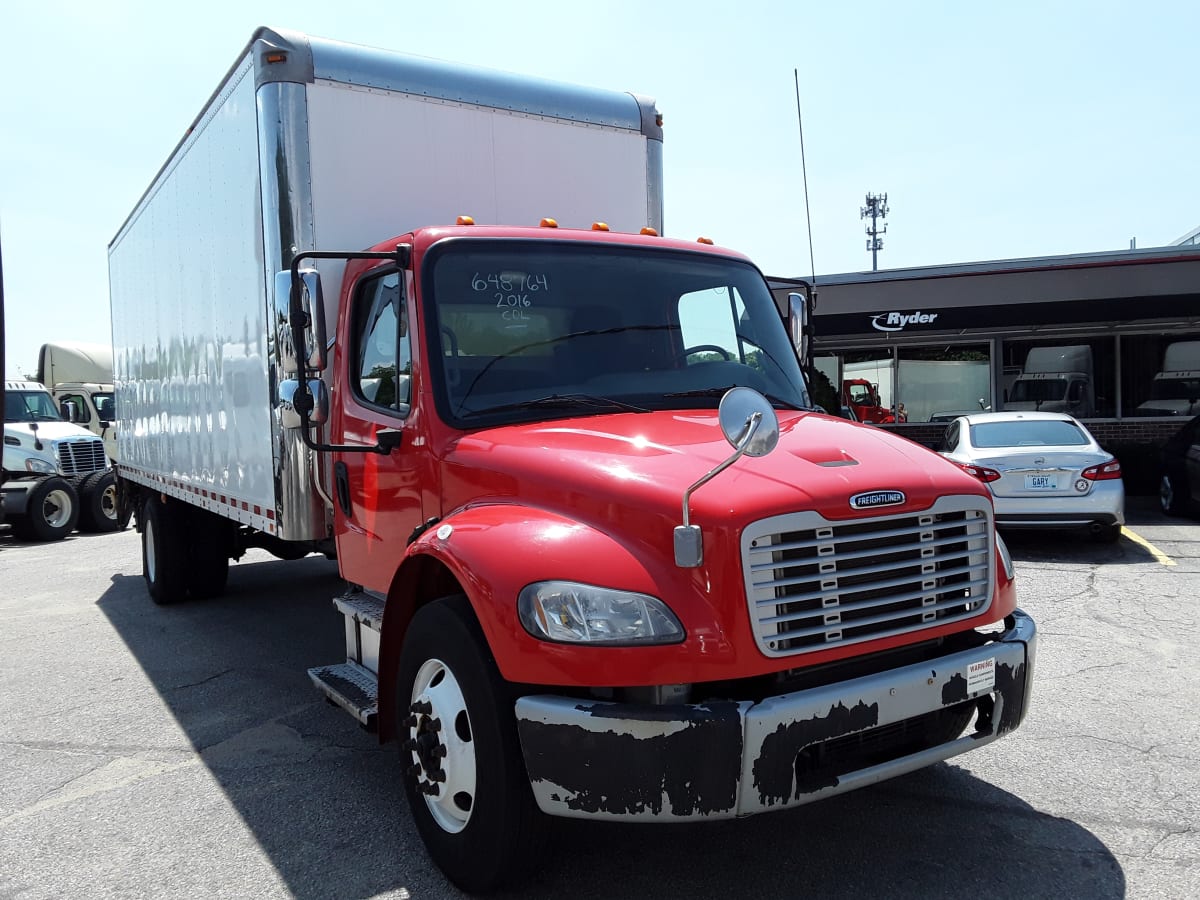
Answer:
[2,0,1196,378]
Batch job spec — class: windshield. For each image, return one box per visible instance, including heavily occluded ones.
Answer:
[970,420,1090,448]
[1009,378,1067,403]
[1148,377,1200,402]
[4,389,63,423]
[424,241,811,425]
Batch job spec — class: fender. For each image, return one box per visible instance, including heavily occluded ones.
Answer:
[376,501,734,739]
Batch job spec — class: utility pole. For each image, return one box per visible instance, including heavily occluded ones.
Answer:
[861,192,889,271]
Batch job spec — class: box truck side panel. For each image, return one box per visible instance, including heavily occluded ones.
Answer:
[303,81,656,337]
[109,57,278,531]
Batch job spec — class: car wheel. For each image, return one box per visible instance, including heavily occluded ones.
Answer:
[11,476,79,541]
[397,595,545,893]
[78,471,121,532]
[1160,471,1188,517]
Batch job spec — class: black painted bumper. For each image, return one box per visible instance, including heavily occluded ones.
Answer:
[515,609,1036,820]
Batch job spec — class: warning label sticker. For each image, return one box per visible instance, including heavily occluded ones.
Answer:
[967,657,996,694]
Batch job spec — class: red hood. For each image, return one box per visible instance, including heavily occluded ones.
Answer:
[441,410,985,527]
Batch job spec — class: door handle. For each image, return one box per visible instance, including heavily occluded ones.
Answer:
[334,461,352,517]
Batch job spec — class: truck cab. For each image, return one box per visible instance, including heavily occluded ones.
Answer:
[2,380,115,539]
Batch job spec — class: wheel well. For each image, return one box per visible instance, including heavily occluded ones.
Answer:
[377,554,468,742]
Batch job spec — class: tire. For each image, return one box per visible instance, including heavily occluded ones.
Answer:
[1090,523,1122,544]
[1161,471,1188,517]
[141,497,189,604]
[78,471,121,533]
[188,511,231,600]
[397,596,546,893]
[11,476,79,541]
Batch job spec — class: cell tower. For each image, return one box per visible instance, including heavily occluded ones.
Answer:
[861,192,889,271]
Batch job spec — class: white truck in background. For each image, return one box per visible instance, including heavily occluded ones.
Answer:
[1006,345,1095,418]
[2,379,118,539]
[37,341,118,462]
[1137,340,1200,417]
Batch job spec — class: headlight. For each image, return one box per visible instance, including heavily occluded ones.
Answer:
[518,581,685,645]
[25,458,56,474]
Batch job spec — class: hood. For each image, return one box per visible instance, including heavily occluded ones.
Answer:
[1137,399,1200,416]
[442,410,985,529]
[3,421,98,444]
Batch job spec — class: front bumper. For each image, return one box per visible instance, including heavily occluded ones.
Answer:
[515,609,1036,821]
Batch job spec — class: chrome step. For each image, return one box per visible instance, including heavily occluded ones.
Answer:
[333,590,385,674]
[334,592,386,631]
[308,661,379,730]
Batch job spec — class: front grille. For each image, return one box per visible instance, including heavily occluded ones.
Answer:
[743,496,992,657]
[57,438,107,475]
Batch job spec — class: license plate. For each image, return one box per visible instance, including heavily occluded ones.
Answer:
[1025,474,1057,490]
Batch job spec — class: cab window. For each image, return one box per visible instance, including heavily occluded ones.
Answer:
[351,272,411,415]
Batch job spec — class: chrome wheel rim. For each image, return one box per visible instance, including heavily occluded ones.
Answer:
[42,488,73,529]
[406,658,476,834]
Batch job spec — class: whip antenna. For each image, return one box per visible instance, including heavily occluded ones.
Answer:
[794,69,817,287]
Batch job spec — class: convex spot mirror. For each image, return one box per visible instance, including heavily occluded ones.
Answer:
[718,387,779,457]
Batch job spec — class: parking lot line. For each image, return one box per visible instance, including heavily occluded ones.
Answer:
[1122,527,1176,566]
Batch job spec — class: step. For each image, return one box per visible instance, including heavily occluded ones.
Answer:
[333,591,386,632]
[308,661,379,730]
[332,591,386,673]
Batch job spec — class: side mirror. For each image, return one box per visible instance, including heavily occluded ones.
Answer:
[788,292,810,368]
[61,400,81,423]
[275,268,328,375]
[279,378,330,429]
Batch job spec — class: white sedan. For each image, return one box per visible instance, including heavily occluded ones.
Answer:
[938,411,1124,542]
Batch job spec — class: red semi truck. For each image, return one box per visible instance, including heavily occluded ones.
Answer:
[109,28,1037,893]
[842,377,898,423]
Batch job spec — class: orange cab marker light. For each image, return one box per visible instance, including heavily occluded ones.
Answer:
[640,227,659,236]
[656,113,664,127]
[591,222,610,231]
[540,218,559,228]
[264,52,288,64]
[456,215,475,226]
[697,236,714,245]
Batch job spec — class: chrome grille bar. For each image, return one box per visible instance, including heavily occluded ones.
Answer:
[742,496,994,657]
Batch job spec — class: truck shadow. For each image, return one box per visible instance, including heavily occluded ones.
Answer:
[97,557,1124,900]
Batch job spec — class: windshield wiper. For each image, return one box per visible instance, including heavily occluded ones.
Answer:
[662,387,807,411]
[458,393,650,418]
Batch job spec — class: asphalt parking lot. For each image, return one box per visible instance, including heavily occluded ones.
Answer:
[0,498,1197,899]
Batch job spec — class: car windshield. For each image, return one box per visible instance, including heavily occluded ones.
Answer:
[4,389,63,423]
[970,420,1090,448]
[423,240,811,425]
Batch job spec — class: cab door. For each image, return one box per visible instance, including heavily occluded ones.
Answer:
[332,268,425,592]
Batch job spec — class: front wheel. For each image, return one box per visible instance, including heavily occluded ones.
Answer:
[397,596,545,893]
[12,476,79,541]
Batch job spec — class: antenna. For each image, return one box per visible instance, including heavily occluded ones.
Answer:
[861,192,889,271]
[793,69,817,291]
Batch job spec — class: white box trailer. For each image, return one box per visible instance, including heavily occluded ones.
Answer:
[109,27,663,546]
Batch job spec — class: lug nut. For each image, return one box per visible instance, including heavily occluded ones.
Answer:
[407,764,422,778]
[402,739,418,752]
[431,744,448,759]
